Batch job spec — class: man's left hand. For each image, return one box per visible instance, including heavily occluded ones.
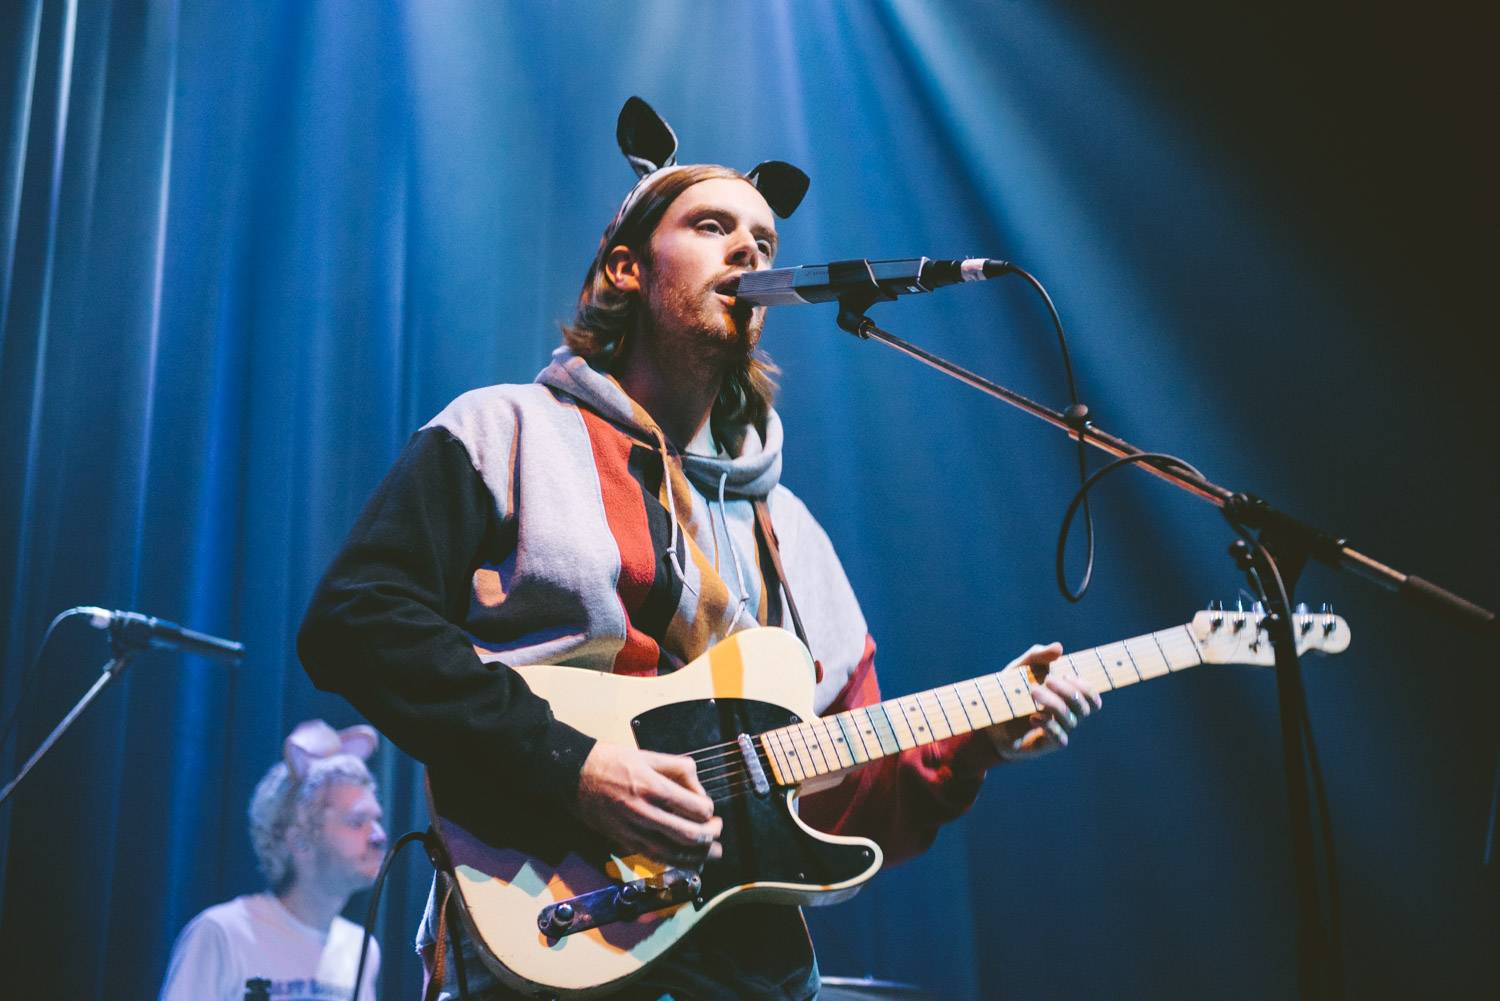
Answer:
[986,642,1101,760]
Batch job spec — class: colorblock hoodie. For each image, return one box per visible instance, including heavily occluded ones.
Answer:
[298,347,1002,997]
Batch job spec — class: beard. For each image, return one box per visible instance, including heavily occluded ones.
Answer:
[641,268,764,364]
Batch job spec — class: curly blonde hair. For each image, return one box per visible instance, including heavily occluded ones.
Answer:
[247,754,375,894]
[562,163,778,437]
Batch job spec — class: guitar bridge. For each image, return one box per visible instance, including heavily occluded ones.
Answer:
[537,867,702,938]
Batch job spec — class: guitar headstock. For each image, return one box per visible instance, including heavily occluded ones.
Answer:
[1189,602,1351,666]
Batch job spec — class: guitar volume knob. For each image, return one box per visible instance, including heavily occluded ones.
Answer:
[540,902,575,936]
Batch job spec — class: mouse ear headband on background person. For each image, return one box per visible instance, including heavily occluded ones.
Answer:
[603,95,810,244]
[282,719,378,780]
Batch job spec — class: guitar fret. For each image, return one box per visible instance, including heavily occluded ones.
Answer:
[818,715,855,770]
[882,700,918,749]
[846,705,876,759]
[762,728,791,783]
[757,733,791,786]
[1000,668,1038,716]
[867,705,901,756]
[791,724,827,777]
[1096,642,1142,689]
[974,674,1015,722]
[899,696,937,744]
[774,727,807,783]
[831,713,864,766]
[937,684,977,735]
[1063,652,1113,693]
[1158,627,1203,671]
[954,679,998,727]
[916,692,954,740]
[1123,634,1170,678]
[812,719,840,771]
[940,685,972,734]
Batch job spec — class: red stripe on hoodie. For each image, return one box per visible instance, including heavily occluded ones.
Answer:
[579,409,660,676]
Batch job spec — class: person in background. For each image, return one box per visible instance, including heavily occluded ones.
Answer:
[157,720,387,1001]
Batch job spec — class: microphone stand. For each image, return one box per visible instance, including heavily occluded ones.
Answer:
[827,267,1494,1001]
[1,621,152,808]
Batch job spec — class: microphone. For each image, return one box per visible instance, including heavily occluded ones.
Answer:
[728,257,1014,307]
[78,607,246,663]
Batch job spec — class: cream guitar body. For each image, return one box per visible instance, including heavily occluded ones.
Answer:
[426,610,1350,998]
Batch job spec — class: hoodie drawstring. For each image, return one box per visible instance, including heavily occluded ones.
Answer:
[653,431,752,624]
[655,431,700,599]
[718,470,752,625]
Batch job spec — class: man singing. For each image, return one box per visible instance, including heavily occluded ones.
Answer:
[158,720,387,1001]
[298,97,1098,1000]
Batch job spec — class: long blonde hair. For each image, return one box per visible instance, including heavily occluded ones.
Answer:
[562,164,777,436]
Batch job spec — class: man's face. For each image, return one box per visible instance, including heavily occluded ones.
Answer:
[299,781,386,898]
[636,176,778,359]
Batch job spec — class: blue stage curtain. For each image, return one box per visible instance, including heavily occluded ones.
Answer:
[1,2,1492,998]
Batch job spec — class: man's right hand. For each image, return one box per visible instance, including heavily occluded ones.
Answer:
[575,742,723,869]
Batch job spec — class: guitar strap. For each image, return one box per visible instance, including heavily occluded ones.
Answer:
[752,498,822,684]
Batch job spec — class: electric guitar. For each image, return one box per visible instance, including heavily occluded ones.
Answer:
[426,606,1351,998]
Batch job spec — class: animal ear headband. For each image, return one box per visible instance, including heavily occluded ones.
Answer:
[282,719,378,779]
[607,96,809,236]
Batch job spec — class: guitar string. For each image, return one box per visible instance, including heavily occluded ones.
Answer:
[694,689,1057,800]
[679,662,1064,767]
[678,637,1263,809]
[690,697,1011,783]
[675,662,1055,768]
[676,661,1098,796]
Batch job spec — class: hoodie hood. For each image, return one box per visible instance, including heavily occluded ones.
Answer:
[536,346,783,498]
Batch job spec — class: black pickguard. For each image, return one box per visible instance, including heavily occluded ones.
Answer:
[427,697,876,906]
[631,697,875,899]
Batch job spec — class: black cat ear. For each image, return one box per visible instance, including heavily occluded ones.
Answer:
[617,97,679,178]
[747,160,810,218]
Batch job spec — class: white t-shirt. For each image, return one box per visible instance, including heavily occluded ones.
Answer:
[158,892,380,1001]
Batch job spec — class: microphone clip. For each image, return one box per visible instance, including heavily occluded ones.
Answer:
[106,612,159,661]
[831,260,897,336]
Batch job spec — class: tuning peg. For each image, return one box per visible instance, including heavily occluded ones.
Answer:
[1294,602,1312,634]
[1208,599,1225,629]
[1233,598,1247,631]
[1320,602,1336,635]
[1295,602,1309,614]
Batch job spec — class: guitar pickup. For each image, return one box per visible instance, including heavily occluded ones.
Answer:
[738,732,770,796]
[537,867,702,938]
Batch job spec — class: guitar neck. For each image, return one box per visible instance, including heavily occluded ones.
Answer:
[757,624,1207,787]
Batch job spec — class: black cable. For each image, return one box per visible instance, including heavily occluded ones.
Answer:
[0,606,92,755]
[1053,452,1206,600]
[353,829,435,1001]
[1002,266,1099,603]
[1002,262,1342,993]
[990,270,1098,603]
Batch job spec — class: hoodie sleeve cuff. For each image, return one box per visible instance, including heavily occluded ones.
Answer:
[519,720,598,814]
